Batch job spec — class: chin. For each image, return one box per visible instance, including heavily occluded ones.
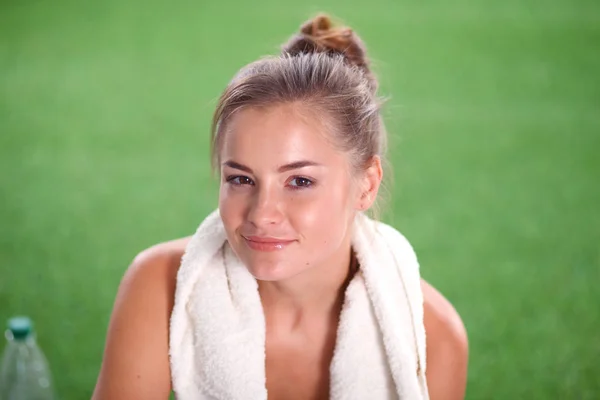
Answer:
[244,261,294,282]
[239,253,307,282]
[230,239,304,282]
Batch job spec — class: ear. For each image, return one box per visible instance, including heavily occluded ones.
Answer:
[355,156,383,211]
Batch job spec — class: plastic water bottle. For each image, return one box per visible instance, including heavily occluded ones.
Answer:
[0,316,55,400]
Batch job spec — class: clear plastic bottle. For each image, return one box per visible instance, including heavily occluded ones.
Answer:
[0,316,55,400]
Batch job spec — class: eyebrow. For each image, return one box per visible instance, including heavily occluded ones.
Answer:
[222,160,322,174]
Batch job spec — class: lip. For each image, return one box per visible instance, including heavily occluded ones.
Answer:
[243,236,295,252]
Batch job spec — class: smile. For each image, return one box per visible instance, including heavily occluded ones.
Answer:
[242,236,295,252]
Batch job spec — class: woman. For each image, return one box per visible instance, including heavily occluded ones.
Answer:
[93,15,468,400]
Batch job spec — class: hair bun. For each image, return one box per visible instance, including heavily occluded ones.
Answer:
[283,14,371,73]
[299,14,334,36]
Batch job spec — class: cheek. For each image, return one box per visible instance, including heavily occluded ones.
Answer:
[218,185,247,231]
[289,182,354,239]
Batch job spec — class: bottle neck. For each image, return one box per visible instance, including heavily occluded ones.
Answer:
[5,331,36,345]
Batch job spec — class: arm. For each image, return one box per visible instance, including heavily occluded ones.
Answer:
[92,243,181,400]
[421,279,469,400]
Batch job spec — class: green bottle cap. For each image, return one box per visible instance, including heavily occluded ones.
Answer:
[8,316,33,340]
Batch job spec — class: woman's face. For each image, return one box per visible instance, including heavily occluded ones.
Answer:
[218,104,364,282]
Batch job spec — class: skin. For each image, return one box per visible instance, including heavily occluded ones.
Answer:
[92,104,468,399]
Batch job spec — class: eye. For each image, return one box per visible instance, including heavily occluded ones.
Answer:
[288,176,314,188]
[226,175,255,186]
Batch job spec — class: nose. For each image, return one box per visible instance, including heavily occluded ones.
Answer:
[246,184,284,228]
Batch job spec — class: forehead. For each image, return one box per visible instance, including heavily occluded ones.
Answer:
[220,104,347,169]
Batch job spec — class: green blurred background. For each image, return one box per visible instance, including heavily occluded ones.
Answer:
[1,0,599,398]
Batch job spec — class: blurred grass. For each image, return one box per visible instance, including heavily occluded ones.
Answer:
[1,0,599,398]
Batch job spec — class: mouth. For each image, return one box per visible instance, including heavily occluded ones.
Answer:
[242,235,295,252]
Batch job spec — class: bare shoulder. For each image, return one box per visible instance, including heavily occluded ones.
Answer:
[92,237,191,400]
[421,279,469,400]
[421,279,468,343]
[131,236,191,277]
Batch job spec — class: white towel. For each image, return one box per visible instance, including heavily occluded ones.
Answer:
[170,210,429,400]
